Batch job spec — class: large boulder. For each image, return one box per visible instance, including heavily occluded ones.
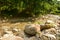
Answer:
[24,24,40,36]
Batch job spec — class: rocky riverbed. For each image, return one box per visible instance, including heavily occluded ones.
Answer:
[0,14,60,40]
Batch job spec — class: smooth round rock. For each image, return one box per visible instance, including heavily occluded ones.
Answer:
[24,24,40,36]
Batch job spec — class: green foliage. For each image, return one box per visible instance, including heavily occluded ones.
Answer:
[0,0,60,18]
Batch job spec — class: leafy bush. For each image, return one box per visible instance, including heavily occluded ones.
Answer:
[0,0,60,18]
